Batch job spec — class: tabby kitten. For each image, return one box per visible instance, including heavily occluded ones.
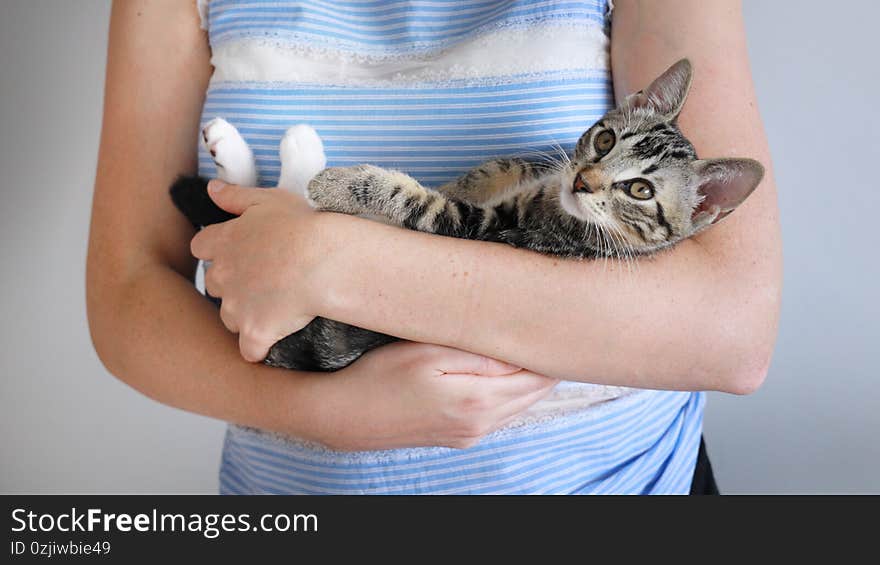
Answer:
[171,59,763,371]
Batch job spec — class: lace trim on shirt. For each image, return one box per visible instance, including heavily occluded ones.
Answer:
[209,22,609,87]
[228,387,647,465]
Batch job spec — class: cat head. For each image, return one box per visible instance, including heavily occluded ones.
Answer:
[560,59,764,254]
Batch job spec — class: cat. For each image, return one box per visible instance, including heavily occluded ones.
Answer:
[170,59,764,372]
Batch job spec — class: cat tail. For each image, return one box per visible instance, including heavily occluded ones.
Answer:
[169,175,238,227]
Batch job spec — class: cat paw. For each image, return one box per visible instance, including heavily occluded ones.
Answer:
[278,124,326,195]
[306,166,374,214]
[202,118,258,186]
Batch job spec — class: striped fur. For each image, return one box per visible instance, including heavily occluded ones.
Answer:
[307,60,762,260]
[308,162,599,257]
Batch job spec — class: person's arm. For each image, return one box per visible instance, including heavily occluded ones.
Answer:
[87,0,299,432]
[326,0,780,393]
[87,0,555,451]
[195,0,780,394]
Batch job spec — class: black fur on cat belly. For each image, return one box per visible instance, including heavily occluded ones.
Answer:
[169,175,397,371]
[265,319,397,372]
[170,175,236,227]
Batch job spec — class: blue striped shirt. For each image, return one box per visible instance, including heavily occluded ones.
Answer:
[196,0,705,494]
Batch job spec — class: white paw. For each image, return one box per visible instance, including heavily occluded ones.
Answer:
[278,124,327,196]
[202,118,258,186]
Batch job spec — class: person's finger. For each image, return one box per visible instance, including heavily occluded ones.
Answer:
[207,180,265,215]
[486,383,557,431]
[203,261,224,297]
[190,223,224,260]
[495,370,559,398]
[218,301,240,334]
[443,379,556,447]
[495,372,558,406]
[429,346,521,377]
[238,328,273,363]
[449,369,558,399]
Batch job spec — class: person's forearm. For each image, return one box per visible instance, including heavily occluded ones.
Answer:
[315,216,768,392]
[313,0,781,393]
[88,262,320,436]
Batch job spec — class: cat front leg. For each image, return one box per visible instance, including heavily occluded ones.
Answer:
[436,158,541,205]
[202,118,258,187]
[308,165,488,237]
[308,165,442,228]
[307,165,414,217]
[278,124,326,196]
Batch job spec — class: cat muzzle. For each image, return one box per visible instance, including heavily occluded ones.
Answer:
[571,174,593,193]
[573,167,609,195]
[572,173,594,194]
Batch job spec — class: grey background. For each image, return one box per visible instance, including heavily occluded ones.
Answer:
[0,0,877,493]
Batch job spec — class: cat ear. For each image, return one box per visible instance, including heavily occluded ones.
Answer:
[691,158,765,230]
[623,59,693,121]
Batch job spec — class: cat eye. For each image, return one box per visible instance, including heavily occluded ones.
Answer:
[594,130,616,155]
[626,180,655,200]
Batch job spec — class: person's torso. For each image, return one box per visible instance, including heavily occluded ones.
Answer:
[198,0,630,422]
[197,1,704,495]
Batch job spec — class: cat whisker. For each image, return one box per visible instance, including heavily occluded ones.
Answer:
[613,225,638,272]
[609,227,627,273]
[513,145,570,174]
[548,140,572,168]
[608,224,638,278]
[608,229,621,267]
[598,224,612,272]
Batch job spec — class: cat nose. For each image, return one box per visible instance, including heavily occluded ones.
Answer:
[573,168,603,194]
[573,173,593,193]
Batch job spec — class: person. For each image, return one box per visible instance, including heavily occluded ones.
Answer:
[87,0,781,494]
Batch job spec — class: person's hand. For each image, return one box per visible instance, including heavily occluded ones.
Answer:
[299,341,560,451]
[190,181,326,362]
